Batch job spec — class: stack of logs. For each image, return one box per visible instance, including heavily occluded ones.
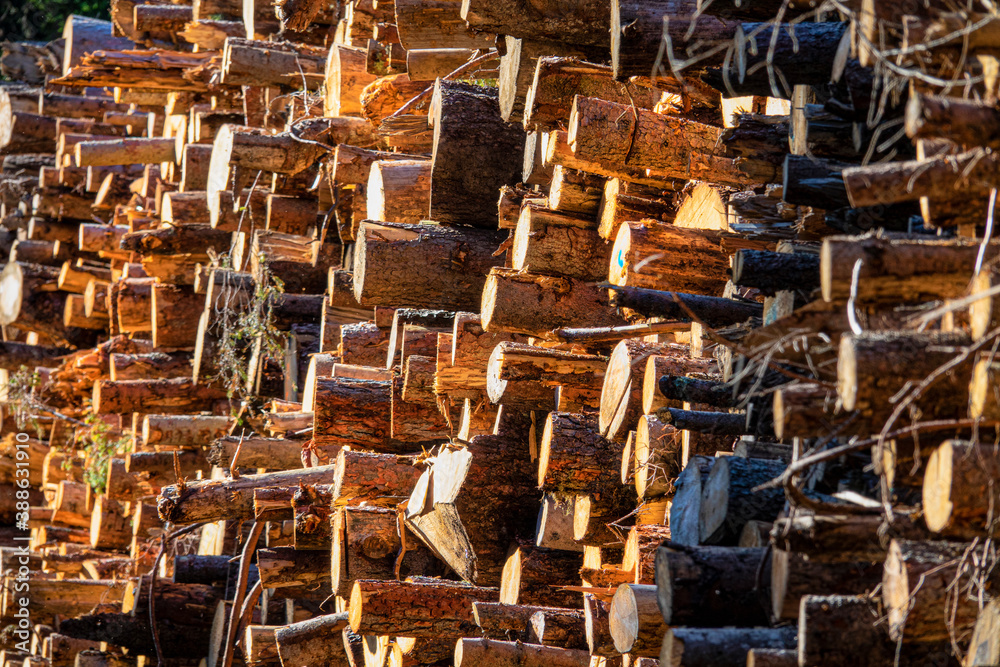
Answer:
[2,0,1000,665]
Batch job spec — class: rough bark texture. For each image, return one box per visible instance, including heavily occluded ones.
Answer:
[656,545,770,626]
[349,579,500,637]
[353,220,506,309]
[430,81,527,227]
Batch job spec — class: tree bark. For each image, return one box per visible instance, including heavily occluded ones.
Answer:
[142,414,230,450]
[609,221,729,296]
[353,220,505,309]
[524,57,666,132]
[511,204,610,281]
[733,249,820,295]
[93,378,228,414]
[366,159,432,224]
[821,234,992,303]
[313,378,397,455]
[699,456,786,545]
[349,579,499,637]
[528,609,586,650]
[394,0,495,50]
[157,464,336,525]
[206,436,304,470]
[569,96,756,187]
[430,80,526,227]
[274,613,352,667]
[770,542,883,617]
[656,545,769,626]
[332,504,444,596]
[662,627,797,667]
[842,147,1000,208]
[882,539,998,642]
[482,267,627,337]
[500,543,583,608]
[608,285,763,327]
[75,137,176,167]
[548,165,605,217]
[634,414,681,498]
[256,547,329,588]
[611,0,737,78]
[702,22,849,98]
[454,638,590,667]
[58,613,209,660]
[837,331,974,422]
[539,412,624,495]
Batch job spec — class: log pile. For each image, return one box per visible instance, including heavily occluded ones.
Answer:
[1,1,999,666]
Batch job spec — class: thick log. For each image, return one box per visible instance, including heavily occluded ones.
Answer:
[349,579,499,637]
[324,44,378,117]
[482,267,627,337]
[207,436,303,470]
[821,234,992,303]
[332,505,443,596]
[837,331,974,423]
[221,37,327,89]
[528,608,586,649]
[109,352,192,381]
[274,613,351,667]
[842,148,1000,208]
[609,221,728,295]
[883,539,997,642]
[353,221,505,310]
[569,96,756,187]
[366,160,431,225]
[57,612,208,660]
[313,378,396,456]
[511,204,609,281]
[394,0,494,50]
[461,0,608,46]
[548,166,604,217]
[599,340,678,443]
[703,22,850,98]
[661,627,797,667]
[500,544,582,608]
[608,583,666,657]
[256,547,328,589]
[405,436,539,585]
[629,416,676,499]
[92,378,228,414]
[75,138,176,167]
[923,441,1000,536]
[157,464,336,525]
[142,414,229,450]
[699,456,785,545]
[656,545,769,626]
[770,548,883,621]
[430,80,526,227]
[611,0,736,78]
[454,638,590,667]
[524,57,665,132]
[539,412,625,496]
[733,249,820,295]
[487,342,605,411]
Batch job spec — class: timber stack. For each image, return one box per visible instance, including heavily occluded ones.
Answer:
[0,0,999,665]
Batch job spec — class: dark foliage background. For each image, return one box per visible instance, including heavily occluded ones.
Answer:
[0,0,103,43]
